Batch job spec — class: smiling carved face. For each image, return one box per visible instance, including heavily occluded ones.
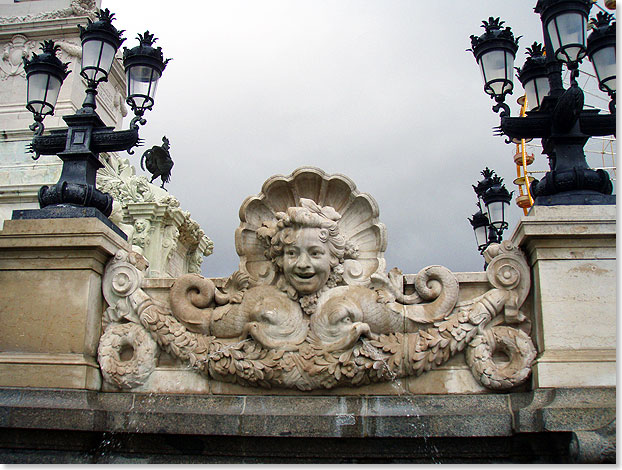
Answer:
[282,227,334,295]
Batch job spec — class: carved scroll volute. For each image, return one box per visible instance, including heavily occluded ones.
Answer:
[169,273,215,335]
[484,241,530,323]
[102,250,149,324]
[462,240,536,391]
[100,250,159,389]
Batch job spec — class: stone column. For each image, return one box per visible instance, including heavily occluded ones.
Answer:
[511,205,616,388]
[0,217,129,390]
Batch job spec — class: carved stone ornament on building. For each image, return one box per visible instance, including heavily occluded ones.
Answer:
[0,35,36,80]
[98,152,213,278]
[0,0,97,25]
[99,167,536,391]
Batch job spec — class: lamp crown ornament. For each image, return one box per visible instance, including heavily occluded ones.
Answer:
[77,8,126,49]
[525,42,546,58]
[472,167,496,198]
[468,209,489,228]
[469,17,521,51]
[591,11,615,29]
[23,40,71,79]
[483,177,513,203]
[138,30,157,46]
[123,31,171,70]
[481,167,495,179]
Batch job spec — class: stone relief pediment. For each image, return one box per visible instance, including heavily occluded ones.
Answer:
[99,167,536,392]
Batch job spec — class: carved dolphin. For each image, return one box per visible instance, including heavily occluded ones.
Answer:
[170,274,307,349]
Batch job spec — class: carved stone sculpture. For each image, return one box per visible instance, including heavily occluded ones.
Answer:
[99,167,535,391]
[100,152,213,277]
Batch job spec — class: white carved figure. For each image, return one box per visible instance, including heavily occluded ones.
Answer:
[187,250,205,274]
[162,225,180,262]
[99,167,536,391]
[132,218,151,255]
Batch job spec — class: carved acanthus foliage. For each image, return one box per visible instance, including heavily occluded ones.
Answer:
[99,168,535,392]
[99,152,213,274]
[0,0,97,25]
[98,154,158,205]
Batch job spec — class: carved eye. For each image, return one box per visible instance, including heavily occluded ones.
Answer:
[342,316,352,324]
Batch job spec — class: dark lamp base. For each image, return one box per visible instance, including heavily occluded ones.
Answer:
[534,191,616,206]
[11,205,128,240]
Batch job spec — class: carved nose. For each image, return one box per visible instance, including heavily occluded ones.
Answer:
[296,253,311,269]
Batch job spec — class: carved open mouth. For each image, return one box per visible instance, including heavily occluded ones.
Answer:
[295,272,315,280]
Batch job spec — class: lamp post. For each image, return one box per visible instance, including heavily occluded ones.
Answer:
[469,1,616,206]
[14,9,170,238]
[469,168,513,266]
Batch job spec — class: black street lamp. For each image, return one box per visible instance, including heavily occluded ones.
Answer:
[469,168,513,263]
[586,11,616,112]
[14,9,170,238]
[517,42,551,112]
[469,0,616,206]
[23,41,71,136]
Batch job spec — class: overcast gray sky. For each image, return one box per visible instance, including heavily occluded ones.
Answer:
[103,0,615,278]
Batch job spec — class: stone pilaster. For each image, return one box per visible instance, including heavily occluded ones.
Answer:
[0,217,128,390]
[511,205,616,388]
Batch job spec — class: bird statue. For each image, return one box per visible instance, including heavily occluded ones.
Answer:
[140,136,174,189]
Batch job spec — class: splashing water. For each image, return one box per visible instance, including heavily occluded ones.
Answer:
[360,338,398,381]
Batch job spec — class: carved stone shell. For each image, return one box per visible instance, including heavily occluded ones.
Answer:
[235,167,387,286]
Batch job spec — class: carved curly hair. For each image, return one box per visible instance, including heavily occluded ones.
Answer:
[257,198,356,272]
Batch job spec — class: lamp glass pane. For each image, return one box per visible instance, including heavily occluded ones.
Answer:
[524,76,550,110]
[82,40,116,82]
[27,72,61,115]
[547,12,587,62]
[487,201,507,229]
[592,46,616,92]
[474,224,488,248]
[127,65,160,109]
[479,49,514,96]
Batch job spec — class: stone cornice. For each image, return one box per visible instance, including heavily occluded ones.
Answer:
[0,387,614,438]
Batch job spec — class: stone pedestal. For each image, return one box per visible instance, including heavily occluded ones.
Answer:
[511,205,616,389]
[0,217,129,390]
